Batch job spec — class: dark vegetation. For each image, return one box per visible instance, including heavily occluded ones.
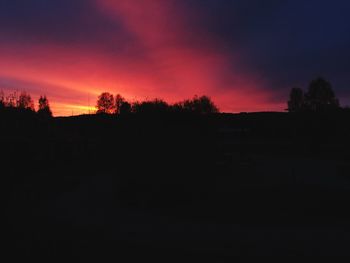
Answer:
[288,77,340,112]
[96,93,219,115]
[5,78,350,261]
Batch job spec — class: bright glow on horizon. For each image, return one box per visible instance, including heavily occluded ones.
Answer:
[0,0,295,116]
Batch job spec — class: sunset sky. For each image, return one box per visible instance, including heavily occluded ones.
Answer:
[1,0,349,116]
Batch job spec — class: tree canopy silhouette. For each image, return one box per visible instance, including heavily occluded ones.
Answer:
[119,101,132,115]
[5,91,18,108]
[305,78,339,111]
[18,91,35,111]
[115,94,132,115]
[287,78,341,112]
[177,95,219,114]
[0,90,4,108]
[132,99,169,114]
[96,92,115,114]
[115,94,125,115]
[38,95,52,117]
[95,93,219,115]
[288,87,304,112]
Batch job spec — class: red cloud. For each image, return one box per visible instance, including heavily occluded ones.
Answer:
[0,0,285,116]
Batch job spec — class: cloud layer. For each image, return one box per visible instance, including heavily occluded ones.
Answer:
[0,0,349,115]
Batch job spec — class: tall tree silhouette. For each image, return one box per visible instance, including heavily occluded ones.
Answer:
[0,90,4,108]
[96,92,115,114]
[305,78,339,111]
[115,94,126,115]
[288,87,304,112]
[18,91,34,111]
[38,95,52,117]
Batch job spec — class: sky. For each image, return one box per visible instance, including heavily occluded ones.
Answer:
[0,0,349,116]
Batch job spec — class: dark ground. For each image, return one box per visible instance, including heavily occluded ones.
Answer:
[4,110,350,261]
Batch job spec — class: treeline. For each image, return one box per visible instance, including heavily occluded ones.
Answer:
[0,90,52,118]
[96,93,219,115]
[287,77,342,112]
[1,76,347,118]
[0,89,219,117]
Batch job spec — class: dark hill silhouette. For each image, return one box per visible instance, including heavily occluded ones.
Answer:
[4,91,350,260]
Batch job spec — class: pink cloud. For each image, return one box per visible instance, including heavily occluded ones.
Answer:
[0,0,285,116]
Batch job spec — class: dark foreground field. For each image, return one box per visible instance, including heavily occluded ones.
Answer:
[4,111,350,260]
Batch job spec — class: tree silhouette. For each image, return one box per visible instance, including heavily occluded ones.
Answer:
[94,93,220,115]
[17,91,34,111]
[115,94,126,114]
[288,87,304,112]
[181,95,219,114]
[0,90,4,108]
[305,78,339,111]
[5,91,18,107]
[38,95,52,117]
[119,101,132,115]
[132,99,169,114]
[96,92,115,114]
